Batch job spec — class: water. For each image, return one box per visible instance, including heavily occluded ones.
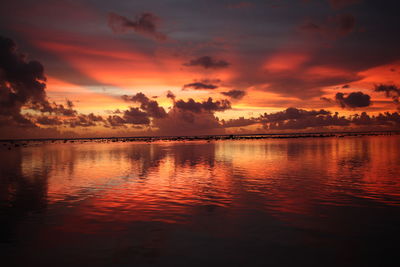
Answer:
[1,136,400,266]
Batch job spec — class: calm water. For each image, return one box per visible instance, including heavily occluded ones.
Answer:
[1,136,400,266]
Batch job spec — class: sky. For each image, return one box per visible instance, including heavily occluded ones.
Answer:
[1,0,400,138]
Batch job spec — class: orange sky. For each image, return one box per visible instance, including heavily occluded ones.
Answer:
[1,0,400,138]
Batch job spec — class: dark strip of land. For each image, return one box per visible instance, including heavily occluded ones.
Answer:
[1,131,399,147]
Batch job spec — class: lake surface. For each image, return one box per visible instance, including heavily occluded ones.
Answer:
[1,136,400,266]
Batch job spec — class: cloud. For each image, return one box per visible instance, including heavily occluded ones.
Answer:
[108,12,167,41]
[262,107,329,122]
[67,113,104,128]
[115,93,233,134]
[175,97,231,113]
[154,96,232,135]
[153,107,224,136]
[257,107,400,130]
[0,36,91,134]
[122,92,148,103]
[221,89,246,99]
[42,100,78,116]
[350,111,400,127]
[105,108,150,128]
[183,56,230,69]
[122,107,150,125]
[182,82,218,90]
[36,116,63,126]
[213,107,357,131]
[221,117,257,128]
[0,35,48,126]
[262,108,349,130]
[124,94,233,135]
[105,115,127,128]
[166,90,176,101]
[374,84,400,110]
[374,112,400,125]
[335,91,371,108]
[122,92,167,118]
[0,36,155,138]
[120,94,231,132]
[107,93,172,128]
[374,84,400,98]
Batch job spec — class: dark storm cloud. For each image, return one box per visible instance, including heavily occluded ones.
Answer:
[105,115,127,128]
[154,95,232,135]
[182,82,218,90]
[262,107,331,123]
[28,98,78,117]
[374,84,400,98]
[221,117,257,128]
[123,107,150,125]
[0,36,88,132]
[350,111,400,127]
[335,91,371,108]
[374,112,400,125]
[221,89,246,99]
[48,101,78,116]
[36,116,63,126]
[153,107,224,135]
[122,92,167,118]
[183,56,230,69]
[108,12,167,41]
[175,97,231,113]
[118,93,231,133]
[0,36,47,125]
[106,103,151,127]
[67,114,102,128]
[106,109,123,114]
[166,90,176,101]
[374,84,400,110]
[122,92,147,103]
[115,93,232,134]
[258,107,400,130]
[143,100,167,118]
[262,108,350,130]
[0,35,120,137]
[88,113,104,122]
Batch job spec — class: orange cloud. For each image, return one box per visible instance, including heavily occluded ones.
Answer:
[34,39,202,93]
[263,53,309,72]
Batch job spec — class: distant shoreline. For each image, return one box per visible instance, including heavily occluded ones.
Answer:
[1,130,400,144]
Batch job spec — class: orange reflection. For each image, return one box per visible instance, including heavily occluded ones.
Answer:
[3,136,400,236]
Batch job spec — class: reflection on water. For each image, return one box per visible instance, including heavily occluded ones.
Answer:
[1,136,400,266]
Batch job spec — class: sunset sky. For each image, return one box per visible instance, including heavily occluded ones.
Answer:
[1,0,400,138]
